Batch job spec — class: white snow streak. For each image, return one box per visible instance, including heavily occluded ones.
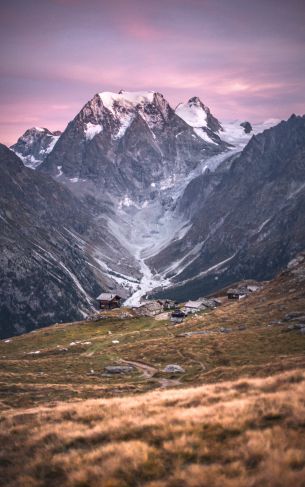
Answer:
[84,122,102,141]
[193,128,217,144]
[59,261,93,307]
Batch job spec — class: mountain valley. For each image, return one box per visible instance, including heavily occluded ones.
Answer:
[2,90,304,336]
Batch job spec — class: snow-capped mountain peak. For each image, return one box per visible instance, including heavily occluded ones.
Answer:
[10,127,61,169]
[98,90,155,113]
[175,96,223,134]
[74,90,175,143]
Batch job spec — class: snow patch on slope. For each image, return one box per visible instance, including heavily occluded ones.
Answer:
[13,152,42,169]
[84,122,102,141]
[194,128,217,145]
[221,119,281,148]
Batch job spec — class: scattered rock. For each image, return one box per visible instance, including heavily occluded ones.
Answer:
[104,365,134,375]
[163,364,185,374]
[287,255,305,269]
[284,323,305,332]
[237,324,247,330]
[219,327,231,333]
[294,316,305,322]
[177,330,211,337]
[119,312,133,319]
[294,323,305,330]
[87,314,108,322]
[112,340,120,344]
[283,311,305,321]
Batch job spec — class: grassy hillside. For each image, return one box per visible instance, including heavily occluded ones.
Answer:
[1,370,305,486]
[0,253,305,485]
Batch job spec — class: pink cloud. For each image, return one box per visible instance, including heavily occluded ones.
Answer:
[0,0,304,145]
[123,20,165,41]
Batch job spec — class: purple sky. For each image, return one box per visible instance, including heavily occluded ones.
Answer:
[1,0,305,146]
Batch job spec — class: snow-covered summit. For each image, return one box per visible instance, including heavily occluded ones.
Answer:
[80,90,172,141]
[98,91,156,113]
[175,97,222,133]
[176,97,209,128]
[10,127,61,169]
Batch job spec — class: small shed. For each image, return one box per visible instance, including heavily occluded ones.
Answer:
[227,289,247,300]
[135,300,164,317]
[198,298,219,309]
[170,310,186,324]
[183,300,205,314]
[97,293,122,310]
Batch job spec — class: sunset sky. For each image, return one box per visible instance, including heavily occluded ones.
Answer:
[1,0,305,146]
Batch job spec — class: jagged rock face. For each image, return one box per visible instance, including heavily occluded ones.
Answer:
[0,145,140,338]
[40,91,226,202]
[149,115,305,301]
[10,127,61,168]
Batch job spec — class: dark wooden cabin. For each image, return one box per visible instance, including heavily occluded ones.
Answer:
[96,293,122,310]
[227,289,247,300]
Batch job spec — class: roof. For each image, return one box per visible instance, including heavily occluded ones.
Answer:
[184,300,204,309]
[96,293,121,301]
[247,285,260,292]
[227,289,247,295]
[157,299,176,304]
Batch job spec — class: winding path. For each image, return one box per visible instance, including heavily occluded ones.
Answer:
[121,359,181,388]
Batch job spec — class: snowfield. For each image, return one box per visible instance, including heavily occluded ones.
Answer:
[105,116,280,305]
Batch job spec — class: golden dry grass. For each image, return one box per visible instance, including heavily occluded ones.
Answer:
[1,369,305,486]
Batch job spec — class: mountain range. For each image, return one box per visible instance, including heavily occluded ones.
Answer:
[1,89,304,337]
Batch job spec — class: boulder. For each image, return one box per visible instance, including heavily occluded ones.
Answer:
[219,327,231,333]
[104,365,134,375]
[284,311,305,321]
[163,364,185,374]
[237,324,247,330]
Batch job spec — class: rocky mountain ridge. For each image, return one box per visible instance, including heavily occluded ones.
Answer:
[149,114,305,300]
[39,91,228,204]
[11,127,62,168]
[0,144,140,338]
